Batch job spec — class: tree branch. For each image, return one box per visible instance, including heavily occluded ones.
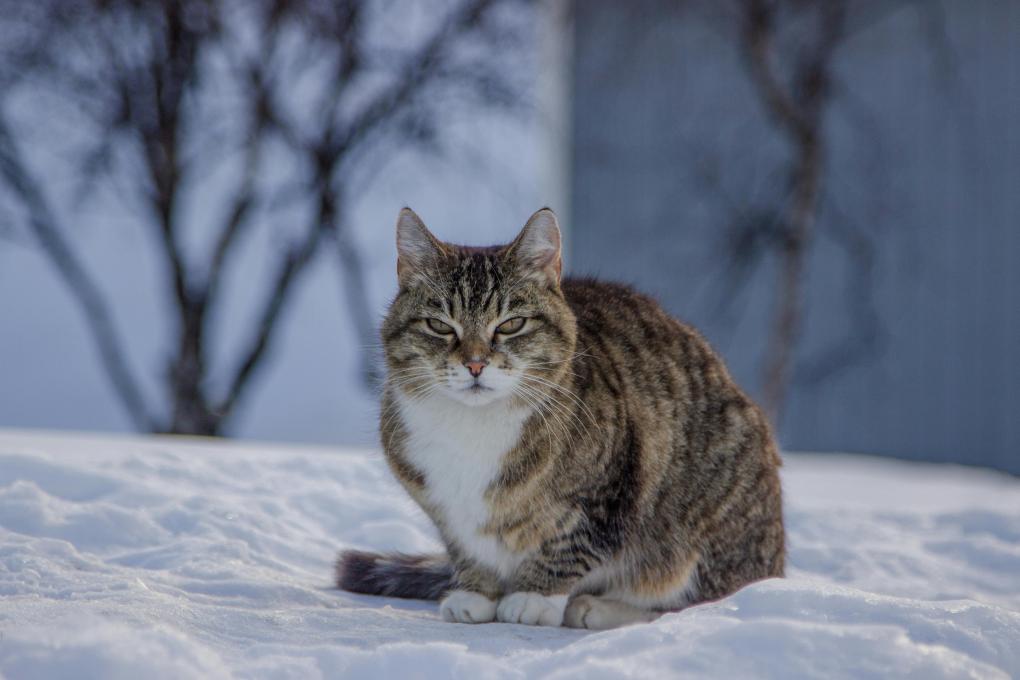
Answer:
[742,0,846,422]
[136,5,200,316]
[332,0,502,162]
[215,194,333,424]
[204,69,269,303]
[0,112,157,431]
[742,0,810,138]
[332,218,382,390]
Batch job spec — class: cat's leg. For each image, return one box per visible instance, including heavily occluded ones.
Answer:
[439,561,501,624]
[561,552,698,630]
[563,594,659,630]
[495,550,586,627]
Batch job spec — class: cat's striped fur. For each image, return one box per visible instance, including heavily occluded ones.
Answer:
[336,208,785,629]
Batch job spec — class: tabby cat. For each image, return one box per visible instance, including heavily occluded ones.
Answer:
[336,208,784,629]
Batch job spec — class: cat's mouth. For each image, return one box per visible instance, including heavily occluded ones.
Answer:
[445,380,504,406]
[440,372,515,406]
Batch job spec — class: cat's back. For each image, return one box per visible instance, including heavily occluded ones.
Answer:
[560,276,773,460]
[561,277,723,377]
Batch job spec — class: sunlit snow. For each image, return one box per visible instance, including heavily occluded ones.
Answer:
[1,431,1017,679]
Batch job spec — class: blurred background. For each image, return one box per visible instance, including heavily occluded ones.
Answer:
[0,1,1016,474]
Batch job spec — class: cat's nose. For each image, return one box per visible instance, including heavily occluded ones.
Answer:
[464,359,488,378]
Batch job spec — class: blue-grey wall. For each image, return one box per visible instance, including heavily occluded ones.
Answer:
[570,1,1019,473]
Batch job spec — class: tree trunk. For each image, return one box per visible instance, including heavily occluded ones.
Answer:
[168,301,221,435]
[762,130,822,421]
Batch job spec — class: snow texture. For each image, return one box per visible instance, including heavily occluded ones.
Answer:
[0,430,1018,679]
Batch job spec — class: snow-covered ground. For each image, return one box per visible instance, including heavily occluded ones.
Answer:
[0,430,1017,679]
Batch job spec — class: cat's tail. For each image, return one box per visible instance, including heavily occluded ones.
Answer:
[335,550,453,600]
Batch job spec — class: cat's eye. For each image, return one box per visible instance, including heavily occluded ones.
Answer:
[425,318,455,335]
[496,317,526,335]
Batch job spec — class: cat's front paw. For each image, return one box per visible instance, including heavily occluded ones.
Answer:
[439,590,497,624]
[564,594,659,630]
[495,591,567,627]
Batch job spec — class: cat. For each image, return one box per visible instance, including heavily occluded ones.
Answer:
[336,207,785,629]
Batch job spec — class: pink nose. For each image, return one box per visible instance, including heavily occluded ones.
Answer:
[465,360,487,378]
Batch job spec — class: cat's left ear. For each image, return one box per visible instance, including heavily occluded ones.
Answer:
[507,208,562,286]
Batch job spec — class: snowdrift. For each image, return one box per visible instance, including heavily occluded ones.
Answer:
[0,431,1017,679]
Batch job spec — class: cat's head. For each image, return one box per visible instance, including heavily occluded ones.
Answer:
[382,208,577,408]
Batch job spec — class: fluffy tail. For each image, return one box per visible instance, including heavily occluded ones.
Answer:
[336,550,454,601]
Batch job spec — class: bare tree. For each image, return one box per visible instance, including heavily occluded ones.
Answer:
[0,0,532,435]
[674,0,944,424]
[738,0,846,421]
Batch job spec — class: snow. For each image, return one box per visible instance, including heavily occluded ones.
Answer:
[0,430,1018,679]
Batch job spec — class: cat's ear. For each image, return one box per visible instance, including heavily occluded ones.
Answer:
[396,207,445,285]
[507,208,562,286]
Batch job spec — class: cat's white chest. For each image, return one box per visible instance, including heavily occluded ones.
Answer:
[396,392,530,579]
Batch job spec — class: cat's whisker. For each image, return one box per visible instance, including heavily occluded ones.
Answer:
[519,373,600,430]
[527,348,598,364]
[514,381,590,447]
[385,370,436,382]
[519,380,598,449]
[523,350,594,368]
[384,374,418,383]
[513,385,573,444]
[378,381,444,433]
[385,379,433,391]
[517,361,583,380]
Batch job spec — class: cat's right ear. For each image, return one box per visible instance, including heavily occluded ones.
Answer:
[396,208,444,286]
